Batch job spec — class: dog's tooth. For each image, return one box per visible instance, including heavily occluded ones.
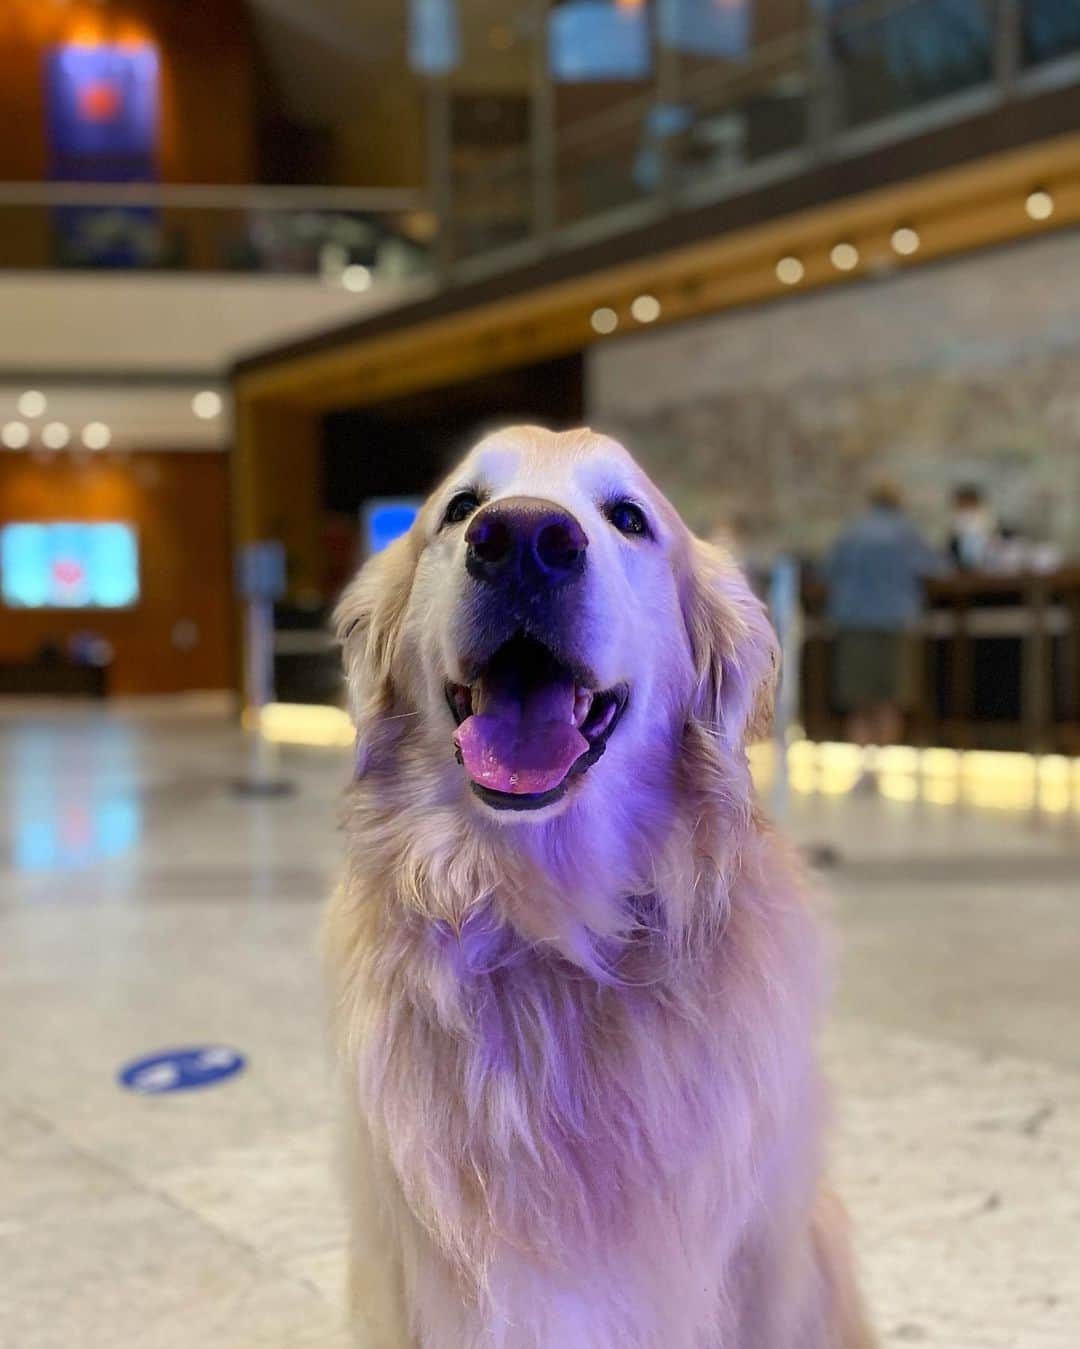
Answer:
[573,688,593,727]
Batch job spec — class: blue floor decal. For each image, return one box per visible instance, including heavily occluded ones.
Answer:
[118,1045,247,1094]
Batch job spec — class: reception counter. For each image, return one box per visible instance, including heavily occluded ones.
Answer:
[800,569,1080,753]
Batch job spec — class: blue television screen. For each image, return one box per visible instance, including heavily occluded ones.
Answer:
[362,499,421,556]
[0,522,139,609]
[550,2,652,81]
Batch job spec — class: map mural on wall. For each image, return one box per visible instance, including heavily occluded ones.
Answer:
[587,230,1080,562]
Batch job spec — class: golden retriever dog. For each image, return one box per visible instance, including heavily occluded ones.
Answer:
[325,425,874,1348]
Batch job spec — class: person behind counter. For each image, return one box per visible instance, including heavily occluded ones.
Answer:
[825,481,939,778]
[947,484,998,570]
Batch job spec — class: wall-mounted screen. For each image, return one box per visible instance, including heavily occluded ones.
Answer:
[362,499,421,557]
[550,2,652,82]
[0,522,139,609]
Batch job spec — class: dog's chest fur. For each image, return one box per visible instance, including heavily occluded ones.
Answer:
[347,871,821,1343]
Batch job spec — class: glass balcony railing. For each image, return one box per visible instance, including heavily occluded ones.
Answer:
[446,0,1080,275]
[0,183,433,280]
[831,0,995,130]
[1,0,1076,284]
[1021,0,1080,67]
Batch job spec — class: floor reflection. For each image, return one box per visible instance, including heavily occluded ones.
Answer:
[4,718,142,872]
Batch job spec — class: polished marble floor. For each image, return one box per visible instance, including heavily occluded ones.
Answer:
[0,702,1077,1349]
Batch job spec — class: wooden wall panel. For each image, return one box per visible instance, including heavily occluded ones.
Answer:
[0,0,256,185]
[0,452,234,695]
[234,400,323,599]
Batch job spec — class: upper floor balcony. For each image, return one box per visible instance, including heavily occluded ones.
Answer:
[0,1,1076,315]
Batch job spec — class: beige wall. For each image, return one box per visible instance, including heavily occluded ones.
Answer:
[0,272,431,376]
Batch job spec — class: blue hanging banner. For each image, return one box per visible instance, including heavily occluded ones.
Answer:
[46,43,159,179]
[45,41,160,266]
[658,0,750,59]
[118,1046,247,1095]
[550,1,653,82]
[409,0,460,74]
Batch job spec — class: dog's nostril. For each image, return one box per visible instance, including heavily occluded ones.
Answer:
[535,519,586,576]
[466,516,513,567]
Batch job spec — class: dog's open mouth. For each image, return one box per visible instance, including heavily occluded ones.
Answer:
[445,634,628,811]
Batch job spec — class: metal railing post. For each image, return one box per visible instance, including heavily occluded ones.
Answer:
[426,76,454,281]
[769,555,802,823]
[995,0,1022,98]
[807,9,838,155]
[530,0,557,246]
[655,20,681,211]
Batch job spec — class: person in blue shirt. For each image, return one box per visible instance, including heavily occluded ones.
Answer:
[825,480,939,765]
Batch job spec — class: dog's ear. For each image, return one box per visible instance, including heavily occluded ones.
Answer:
[334,532,418,771]
[683,536,778,755]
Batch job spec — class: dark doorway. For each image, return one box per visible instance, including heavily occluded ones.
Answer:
[274,353,584,704]
[322,353,585,518]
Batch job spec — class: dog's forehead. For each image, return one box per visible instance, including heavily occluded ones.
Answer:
[461,425,646,497]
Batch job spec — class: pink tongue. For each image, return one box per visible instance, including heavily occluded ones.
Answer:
[454,674,588,795]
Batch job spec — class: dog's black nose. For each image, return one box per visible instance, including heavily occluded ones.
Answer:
[466,497,587,588]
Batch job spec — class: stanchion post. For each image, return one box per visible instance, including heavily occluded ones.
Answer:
[768,555,801,823]
[233,540,293,798]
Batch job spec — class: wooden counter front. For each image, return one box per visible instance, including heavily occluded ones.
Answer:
[800,569,1080,753]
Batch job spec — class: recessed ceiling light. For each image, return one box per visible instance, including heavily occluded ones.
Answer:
[590,306,618,335]
[192,390,223,420]
[891,226,920,256]
[775,256,804,285]
[82,421,111,451]
[1,421,30,449]
[41,421,70,449]
[630,294,661,323]
[17,390,46,418]
[1025,189,1054,221]
[342,264,372,293]
[830,242,859,271]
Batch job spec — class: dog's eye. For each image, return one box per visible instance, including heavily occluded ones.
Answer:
[443,491,481,527]
[606,500,649,537]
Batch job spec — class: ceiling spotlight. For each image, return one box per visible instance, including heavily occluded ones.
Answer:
[192,390,223,420]
[630,294,661,323]
[17,390,47,418]
[830,242,859,272]
[775,256,804,285]
[41,421,70,449]
[342,264,372,293]
[1,420,30,449]
[590,306,618,335]
[891,226,920,256]
[1025,189,1054,221]
[82,421,111,450]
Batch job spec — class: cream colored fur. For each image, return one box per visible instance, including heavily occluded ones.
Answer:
[324,426,875,1348]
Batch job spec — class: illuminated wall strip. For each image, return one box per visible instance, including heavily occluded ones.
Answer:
[258,707,1079,815]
